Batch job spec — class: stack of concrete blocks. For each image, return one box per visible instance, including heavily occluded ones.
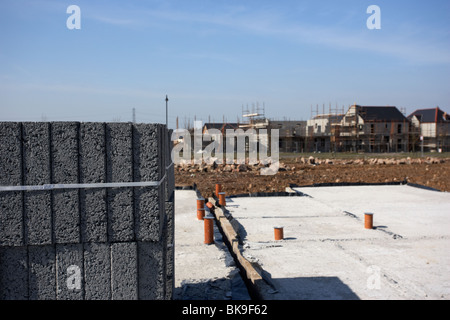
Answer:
[0,122,175,300]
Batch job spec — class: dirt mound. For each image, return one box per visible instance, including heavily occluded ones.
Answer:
[175,157,450,197]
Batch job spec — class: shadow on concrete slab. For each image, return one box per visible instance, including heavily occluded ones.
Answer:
[173,270,251,300]
[264,276,360,300]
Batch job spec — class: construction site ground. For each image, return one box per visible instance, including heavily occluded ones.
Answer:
[175,154,450,196]
[173,189,251,300]
[224,185,450,299]
[174,153,450,300]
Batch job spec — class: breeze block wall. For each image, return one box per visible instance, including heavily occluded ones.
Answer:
[0,122,175,300]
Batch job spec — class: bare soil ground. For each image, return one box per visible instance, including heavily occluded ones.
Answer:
[175,157,450,197]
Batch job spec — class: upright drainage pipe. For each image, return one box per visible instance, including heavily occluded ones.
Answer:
[215,183,222,197]
[197,198,205,219]
[197,208,205,220]
[197,197,205,209]
[204,216,215,244]
[218,192,226,206]
[274,226,284,241]
[365,213,374,229]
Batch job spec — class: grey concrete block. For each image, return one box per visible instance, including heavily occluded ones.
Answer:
[84,243,111,300]
[107,188,134,242]
[106,123,133,183]
[0,126,23,245]
[166,194,175,245]
[165,129,175,202]
[52,189,80,243]
[0,246,28,300]
[0,122,22,186]
[132,124,165,242]
[28,245,56,300]
[0,192,23,246]
[165,199,175,300]
[56,244,84,300]
[79,122,106,183]
[134,185,164,242]
[22,122,52,245]
[138,241,166,300]
[24,191,52,245]
[106,123,134,242]
[22,122,51,185]
[80,123,107,243]
[51,122,80,244]
[1,121,173,300]
[51,122,79,183]
[133,123,163,182]
[111,242,138,300]
[80,189,107,243]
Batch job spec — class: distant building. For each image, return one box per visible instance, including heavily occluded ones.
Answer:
[268,120,307,153]
[408,107,450,152]
[202,122,240,135]
[306,114,344,152]
[339,105,410,152]
[201,122,240,152]
[190,104,449,155]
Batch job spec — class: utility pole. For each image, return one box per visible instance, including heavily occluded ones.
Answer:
[132,108,136,123]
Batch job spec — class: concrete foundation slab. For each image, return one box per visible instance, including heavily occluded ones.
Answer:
[225,185,450,300]
[174,190,251,300]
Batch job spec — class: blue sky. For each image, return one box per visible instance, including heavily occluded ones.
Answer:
[1,0,449,128]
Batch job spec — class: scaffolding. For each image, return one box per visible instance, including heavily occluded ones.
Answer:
[240,102,269,130]
[306,103,345,152]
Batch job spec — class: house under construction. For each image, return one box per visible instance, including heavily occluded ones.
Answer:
[338,105,410,153]
[194,104,449,154]
[408,107,450,152]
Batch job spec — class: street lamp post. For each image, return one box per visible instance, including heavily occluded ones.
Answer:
[165,95,169,128]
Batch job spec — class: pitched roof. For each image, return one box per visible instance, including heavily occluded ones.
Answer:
[203,123,240,132]
[356,106,407,122]
[408,107,449,123]
[313,114,345,123]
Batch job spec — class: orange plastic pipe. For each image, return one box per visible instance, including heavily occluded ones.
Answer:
[197,208,205,220]
[274,227,284,240]
[218,192,226,206]
[204,216,214,244]
[197,198,205,210]
[215,184,222,197]
[365,213,374,229]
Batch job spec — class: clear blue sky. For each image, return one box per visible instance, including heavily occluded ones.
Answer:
[1,0,449,128]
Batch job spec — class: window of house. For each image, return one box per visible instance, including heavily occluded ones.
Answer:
[370,124,375,134]
[398,124,402,134]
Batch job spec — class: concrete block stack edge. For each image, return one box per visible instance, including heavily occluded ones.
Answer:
[0,122,175,300]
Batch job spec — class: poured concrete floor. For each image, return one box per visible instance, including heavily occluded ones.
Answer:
[173,190,250,300]
[173,186,450,300]
[225,185,450,300]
